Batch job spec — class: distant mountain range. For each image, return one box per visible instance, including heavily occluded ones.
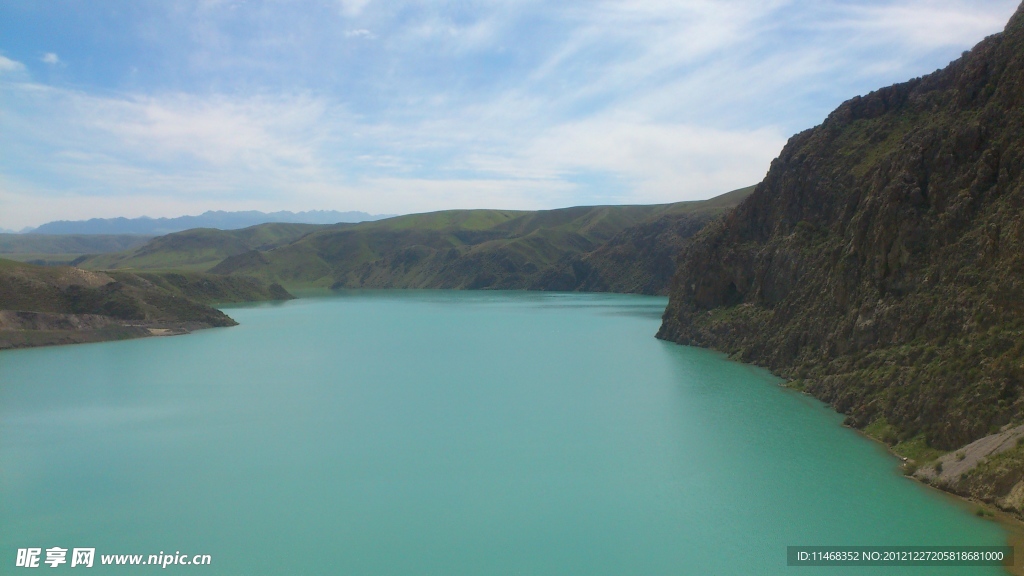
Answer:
[24,210,394,235]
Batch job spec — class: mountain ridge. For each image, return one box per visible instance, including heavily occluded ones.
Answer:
[79,188,755,295]
[27,209,393,236]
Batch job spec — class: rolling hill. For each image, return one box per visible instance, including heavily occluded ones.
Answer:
[76,222,323,272]
[0,233,154,266]
[81,187,754,295]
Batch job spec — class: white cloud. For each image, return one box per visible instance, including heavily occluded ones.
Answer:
[41,53,60,65]
[0,0,1020,229]
[338,0,372,17]
[339,177,577,214]
[90,94,331,169]
[0,55,24,73]
[828,1,1017,50]
[463,119,785,203]
[0,176,259,228]
[0,83,351,227]
[344,29,375,39]
[0,75,782,228]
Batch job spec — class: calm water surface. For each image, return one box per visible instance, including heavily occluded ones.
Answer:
[0,291,1008,574]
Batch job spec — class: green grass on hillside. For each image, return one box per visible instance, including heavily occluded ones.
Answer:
[78,223,321,272]
[0,233,152,255]
[75,187,755,294]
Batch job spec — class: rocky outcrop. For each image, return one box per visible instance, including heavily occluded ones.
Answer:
[0,310,215,349]
[659,2,1024,511]
[912,424,1024,514]
[917,425,1024,484]
[0,259,293,349]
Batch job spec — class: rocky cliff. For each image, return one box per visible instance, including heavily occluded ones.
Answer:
[658,3,1024,513]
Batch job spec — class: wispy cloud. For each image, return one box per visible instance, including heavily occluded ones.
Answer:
[825,1,1015,50]
[41,52,60,65]
[0,0,1018,228]
[344,29,375,40]
[0,55,24,73]
[467,120,786,203]
[338,0,372,18]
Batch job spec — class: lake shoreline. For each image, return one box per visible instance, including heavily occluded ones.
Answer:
[0,310,230,351]
[707,351,1024,570]
[773,378,1024,573]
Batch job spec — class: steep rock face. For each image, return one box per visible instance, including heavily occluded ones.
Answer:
[660,4,1024,455]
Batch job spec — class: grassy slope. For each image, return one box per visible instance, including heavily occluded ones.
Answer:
[0,234,155,266]
[72,193,750,292]
[78,222,322,272]
[200,190,752,292]
[0,233,154,254]
[1,253,97,265]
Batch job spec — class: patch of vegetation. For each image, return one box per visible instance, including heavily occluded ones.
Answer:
[864,417,900,446]
[891,435,946,464]
[785,379,808,392]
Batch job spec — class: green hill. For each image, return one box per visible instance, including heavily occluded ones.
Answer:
[659,4,1024,516]
[77,222,322,271]
[0,259,292,349]
[0,233,154,266]
[210,191,752,292]
[0,233,153,254]
[83,188,753,295]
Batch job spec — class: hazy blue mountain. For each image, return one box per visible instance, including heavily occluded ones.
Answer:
[28,210,394,235]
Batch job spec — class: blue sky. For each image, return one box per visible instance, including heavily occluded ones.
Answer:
[0,0,1018,229]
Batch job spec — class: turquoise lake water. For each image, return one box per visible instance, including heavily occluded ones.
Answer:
[0,291,1010,574]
